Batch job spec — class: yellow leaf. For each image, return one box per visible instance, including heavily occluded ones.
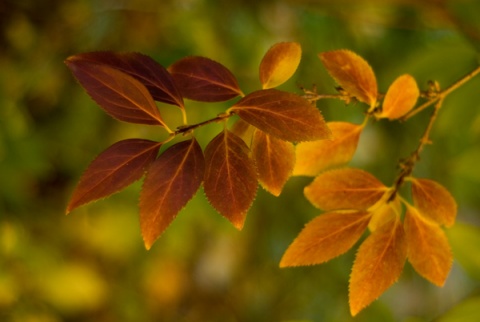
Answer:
[319,50,377,107]
[378,74,419,120]
[404,205,453,286]
[349,218,407,316]
[368,196,402,232]
[293,122,363,176]
[260,42,302,89]
[304,168,387,211]
[280,211,371,267]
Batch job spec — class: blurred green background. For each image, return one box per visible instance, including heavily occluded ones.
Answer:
[2,0,480,321]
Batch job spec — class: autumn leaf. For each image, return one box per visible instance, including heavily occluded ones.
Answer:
[67,52,184,108]
[293,122,363,176]
[65,59,169,127]
[251,129,295,196]
[66,139,161,214]
[349,218,407,316]
[259,42,302,89]
[304,168,387,211]
[203,129,258,229]
[230,89,330,142]
[404,205,453,286]
[168,56,243,102]
[410,178,457,227]
[231,119,255,147]
[139,138,205,249]
[368,196,401,232]
[320,50,377,107]
[280,211,371,267]
[378,74,419,120]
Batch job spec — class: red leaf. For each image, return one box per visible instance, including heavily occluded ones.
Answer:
[66,139,161,214]
[204,129,258,229]
[280,211,371,267]
[168,56,243,102]
[65,58,168,127]
[68,52,184,108]
[139,138,205,249]
[231,89,330,142]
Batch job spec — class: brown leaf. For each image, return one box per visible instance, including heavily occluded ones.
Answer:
[204,129,258,229]
[293,122,363,176]
[251,129,295,196]
[67,52,184,108]
[304,168,387,211]
[66,139,161,214]
[168,56,243,102]
[378,74,419,120]
[280,211,371,267]
[349,218,407,316]
[404,205,453,286]
[320,50,377,107]
[259,42,302,89]
[65,59,168,127]
[231,89,330,142]
[139,138,205,249]
[410,178,457,227]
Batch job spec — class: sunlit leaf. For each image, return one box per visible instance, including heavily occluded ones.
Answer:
[280,211,371,267]
[251,129,295,196]
[404,205,452,286]
[65,59,168,127]
[293,122,363,176]
[410,178,457,227]
[349,218,407,316]
[378,74,419,120]
[204,129,258,229]
[68,52,184,108]
[320,50,377,107]
[304,168,387,211]
[368,196,401,232]
[66,139,161,214]
[259,42,302,89]
[231,89,330,142]
[231,118,255,147]
[168,56,243,102]
[139,138,205,249]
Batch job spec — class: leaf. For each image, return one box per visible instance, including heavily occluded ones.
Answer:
[168,56,243,102]
[251,129,295,196]
[447,223,480,280]
[204,129,258,229]
[231,89,330,142]
[410,178,457,227]
[320,50,377,107]
[67,52,184,108]
[378,74,419,120]
[65,59,168,127]
[66,139,161,214]
[280,211,371,267]
[230,118,255,147]
[349,218,407,316]
[404,205,452,286]
[304,168,387,211]
[139,138,205,249]
[368,197,401,232]
[293,122,363,176]
[259,42,302,89]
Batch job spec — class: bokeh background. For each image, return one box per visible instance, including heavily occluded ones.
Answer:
[2,0,480,321]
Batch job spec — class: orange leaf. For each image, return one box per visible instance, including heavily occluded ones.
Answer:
[349,218,407,316]
[304,168,387,211]
[231,89,330,142]
[259,42,302,89]
[404,205,453,286]
[410,178,457,227]
[378,74,419,120]
[251,129,295,196]
[320,50,377,107]
[293,122,363,176]
[368,196,401,232]
[139,138,205,249]
[66,139,161,214]
[204,129,258,229]
[280,211,371,267]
